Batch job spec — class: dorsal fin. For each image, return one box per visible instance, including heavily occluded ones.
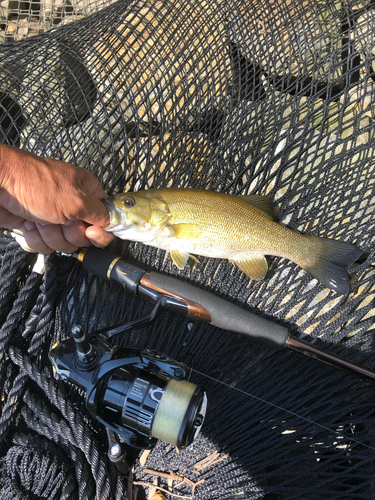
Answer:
[239,195,279,220]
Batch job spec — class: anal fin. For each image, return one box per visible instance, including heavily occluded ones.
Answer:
[232,255,268,280]
[170,250,190,269]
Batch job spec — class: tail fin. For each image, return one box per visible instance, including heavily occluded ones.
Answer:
[305,237,363,295]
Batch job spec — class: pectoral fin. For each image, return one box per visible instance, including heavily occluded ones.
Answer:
[170,250,190,269]
[232,256,268,280]
[169,223,203,239]
[240,195,279,220]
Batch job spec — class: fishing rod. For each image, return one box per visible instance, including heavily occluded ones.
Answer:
[57,246,375,386]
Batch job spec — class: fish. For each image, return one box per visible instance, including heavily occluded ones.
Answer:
[102,188,362,295]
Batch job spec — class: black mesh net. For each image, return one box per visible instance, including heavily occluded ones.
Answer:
[1,0,375,498]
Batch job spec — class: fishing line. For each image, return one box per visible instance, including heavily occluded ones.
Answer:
[44,246,375,453]
[190,367,375,452]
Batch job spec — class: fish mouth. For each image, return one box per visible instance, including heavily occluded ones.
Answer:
[102,199,124,232]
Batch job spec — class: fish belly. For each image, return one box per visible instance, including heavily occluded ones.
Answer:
[150,219,306,263]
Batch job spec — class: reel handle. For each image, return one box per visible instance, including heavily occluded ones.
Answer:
[65,247,375,385]
[76,247,289,350]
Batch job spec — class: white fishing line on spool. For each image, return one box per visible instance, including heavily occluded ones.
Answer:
[151,378,198,447]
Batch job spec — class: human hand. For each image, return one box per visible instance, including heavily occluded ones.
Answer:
[0,144,115,254]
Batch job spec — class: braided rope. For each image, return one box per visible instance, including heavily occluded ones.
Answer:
[0,263,50,445]
[0,433,78,500]
[0,370,28,444]
[0,246,126,499]
[9,346,127,500]
[0,245,35,325]
[23,391,78,447]
[21,405,96,500]
[0,270,42,360]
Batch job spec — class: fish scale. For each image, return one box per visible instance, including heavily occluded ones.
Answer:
[103,188,363,295]
[155,189,311,262]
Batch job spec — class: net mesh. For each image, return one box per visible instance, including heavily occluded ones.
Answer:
[1,0,375,498]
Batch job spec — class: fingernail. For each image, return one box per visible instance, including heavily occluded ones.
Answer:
[63,220,75,227]
[24,221,35,231]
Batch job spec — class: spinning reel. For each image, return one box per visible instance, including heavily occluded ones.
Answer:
[49,325,207,451]
[50,246,375,461]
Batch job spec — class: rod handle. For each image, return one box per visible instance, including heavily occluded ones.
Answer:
[141,271,289,351]
[78,247,146,293]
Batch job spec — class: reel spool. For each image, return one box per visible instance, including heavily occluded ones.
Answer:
[49,325,207,450]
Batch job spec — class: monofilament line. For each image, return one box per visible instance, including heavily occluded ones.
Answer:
[191,368,375,452]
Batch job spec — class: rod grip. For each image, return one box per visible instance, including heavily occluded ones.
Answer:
[80,247,146,293]
[147,272,289,350]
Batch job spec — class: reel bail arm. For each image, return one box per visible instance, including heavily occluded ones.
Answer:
[49,325,206,450]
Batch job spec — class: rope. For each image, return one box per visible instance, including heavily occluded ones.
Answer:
[0,241,127,499]
[0,433,78,500]
[0,244,36,326]
[8,346,127,500]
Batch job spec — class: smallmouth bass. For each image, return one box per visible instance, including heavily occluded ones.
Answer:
[103,188,362,295]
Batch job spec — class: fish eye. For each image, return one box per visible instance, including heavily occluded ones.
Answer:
[124,197,135,208]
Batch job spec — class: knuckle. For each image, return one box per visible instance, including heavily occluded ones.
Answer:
[64,198,86,220]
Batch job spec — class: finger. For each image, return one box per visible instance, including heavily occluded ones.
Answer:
[61,220,91,248]
[75,165,108,200]
[85,226,115,247]
[68,195,110,228]
[22,222,54,254]
[0,206,27,230]
[92,183,108,200]
[0,196,57,226]
[36,223,79,254]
